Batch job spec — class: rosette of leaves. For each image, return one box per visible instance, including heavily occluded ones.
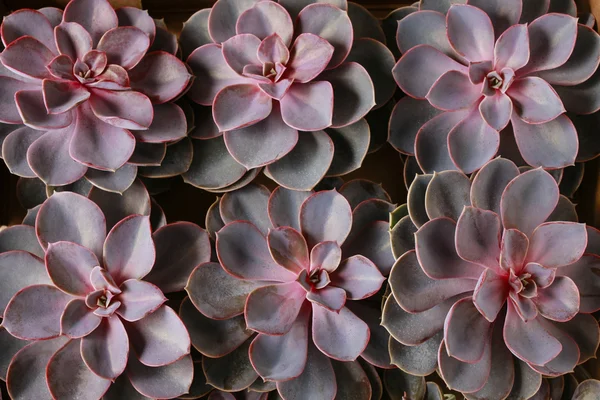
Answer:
[0,0,191,194]
[0,189,211,399]
[387,0,600,175]
[178,0,396,192]
[383,157,600,399]
[178,181,400,400]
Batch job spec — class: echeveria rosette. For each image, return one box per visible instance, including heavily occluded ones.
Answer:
[0,192,212,399]
[383,157,600,399]
[180,0,396,191]
[389,0,600,174]
[0,0,191,193]
[179,182,395,400]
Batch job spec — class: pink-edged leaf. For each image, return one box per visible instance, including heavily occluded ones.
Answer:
[534,276,579,322]
[60,298,102,338]
[2,126,43,178]
[267,187,312,231]
[473,269,508,322]
[426,70,482,111]
[267,227,309,274]
[83,50,108,76]
[448,104,500,174]
[310,241,342,272]
[223,103,298,169]
[70,102,135,171]
[500,168,560,237]
[36,191,106,258]
[55,22,93,61]
[116,7,156,44]
[207,0,261,43]
[414,109,469,173]
[396,10,457,57]
[296,3,352,69]
[0,250,51,315]
[43,79,90,114]
[129,51,192,104]
[127,354,194,399]
[469,61,493,85]
[511,113,578,169]
[63,0,118,46]
[1,9,57,52]
[300,190,352,248]
[236,1,294,46]
[126,306,190,367]
[529,317,579,377]
[524,262,556,289]
[479,92,512,132]
[221,34,261,75]
[507,77,565,124]
[89,64,130,90]
[103,215,155,285]
[393,45,467,99]
[3,284,71,340]
[276,339,336,400]
[245,282,306,335]
[81,316,129,379]
[526,222,587,267]
[16,89,73,130]
[455,206,502,268]
[306,285,346,311]
[425,170,472,221]
[519,14,577,74]
[312,304,369,361]
[47,339,111,399]
[286,33,334,83]
[494,24,530,71]
[116,279,166,322]
[216,221,296,282]
[97,26,150,70]
[257,33,289,65]
[500,229,529,271]
[445,297,492,363]
[470,157,520,215]
[145,222,211,294]
[389,250,475,314]
[320,61,375,128]
[280,81,333,131]
[213,84,272,132]
[186,262,265,320]
[186,44,252,105]
[89,88,153,130]
[46,241,97,296]
[446,5,495,62]
[438,338,491,394]
[503,302,562,366]
[468,0,522,36]
[559,255,600,313]
[133,103,187,143]
[331,255,384,300]
[0,76,37,124]
[249,301,310,381]
[415,218,485,280]
[0,36,54,80]
[6,337,69,400]
[219,183,271,234]
[535,24,600,86]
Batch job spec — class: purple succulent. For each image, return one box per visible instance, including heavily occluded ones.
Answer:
[0,191,212,399]
[178,183,395,399]
[383,158,600,399]
[179,0,396,191]
[389,0,600,174]
[0,0,191,192]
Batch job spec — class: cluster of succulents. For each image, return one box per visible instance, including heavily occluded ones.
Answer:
[0,0,599,399]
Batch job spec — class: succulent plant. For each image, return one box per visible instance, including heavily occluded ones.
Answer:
[384,157,600,399]
[178,182,396,399]
[388,0,600,174]
[0,0,191,193]
[573,380,600,399]
[179,0,396,192]
[0,190,211,399]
